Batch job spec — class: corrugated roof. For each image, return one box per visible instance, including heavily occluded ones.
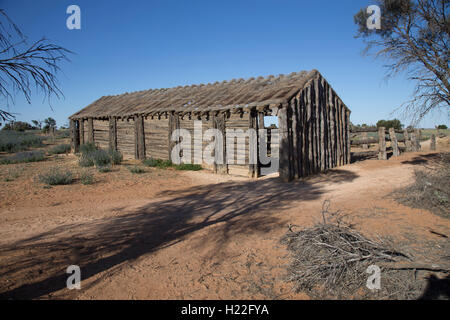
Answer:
[70,69,326,119]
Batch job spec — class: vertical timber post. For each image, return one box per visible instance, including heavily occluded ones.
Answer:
[389,127,399,157]
[430,134,436,151]
[79,119,85,145]
[404,129,412,152]
[136,115,146,160]
[414,129,421,150]
[248,108,258,178]
[87,118,94,143]
[410,130,418,152]
[378,127,387,160]
[278,104,292,181]
[214,112,228,174]
[70,119,80,153]
[109,117,117,151]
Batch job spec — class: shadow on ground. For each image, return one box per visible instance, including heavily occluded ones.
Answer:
[0,169,359,299]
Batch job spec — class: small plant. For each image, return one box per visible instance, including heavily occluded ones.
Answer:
[79,142,97,155]
[108,149,123,165]
[0,151,45,164]
[80,171,94,185]
[3,167,22,181]
[128,165,145,174]
[98,165,111,173]
[90,149,111,167]
[78,154,94,167]
[142,158,173,169]
[48,144,71,155]
[174,163,203,171]
[38,167,73,185]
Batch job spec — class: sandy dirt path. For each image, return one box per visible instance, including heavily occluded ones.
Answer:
[0,147,449,299]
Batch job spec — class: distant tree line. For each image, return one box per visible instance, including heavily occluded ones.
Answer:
[1,117,58,132]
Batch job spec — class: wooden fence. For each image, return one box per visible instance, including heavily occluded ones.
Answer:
[350,127,423,160]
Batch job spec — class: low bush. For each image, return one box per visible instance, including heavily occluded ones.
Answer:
[174,163,203,171]
[78,154,94,167]
[80,171,94,185]
[0,150,45,164]
[98,165,111,173]
[128,166,145,174]
[108,149,123,165]
[79,142,97,155]
[0,131,46,153]
[142,158,173,169]
[38,167,73,185]
[48,144,71,155]
[90,149,111,167]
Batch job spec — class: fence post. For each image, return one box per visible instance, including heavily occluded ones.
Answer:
[430,134,436,151]
[403,129,412,152]
[414,129,421,150]
[389,127,399,157]
[378,127,387,160]
[362,131,368,150]
[410,131,418,152]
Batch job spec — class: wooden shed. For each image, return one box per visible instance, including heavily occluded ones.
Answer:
[69,69,351,181]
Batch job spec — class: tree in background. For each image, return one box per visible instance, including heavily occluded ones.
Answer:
[376,119,404,130]
[43,117,56,133]
[31,120,42,129]
[437,124,448,129]
[354,0,449,123]
[0,9,71,125]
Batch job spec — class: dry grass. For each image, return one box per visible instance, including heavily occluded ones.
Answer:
[281,201,438,299]
[395,153,449,218]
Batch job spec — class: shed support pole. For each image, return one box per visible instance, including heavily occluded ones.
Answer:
[109,117,117,151]
[79,119,85,145]
[430,134,436,151]
[70,119,80,153]
[134,115,146,160]
[278,105,292,181]
[87,118,94,143]
[389,127,399,157]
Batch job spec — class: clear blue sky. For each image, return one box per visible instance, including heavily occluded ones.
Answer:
[1,0,448,128]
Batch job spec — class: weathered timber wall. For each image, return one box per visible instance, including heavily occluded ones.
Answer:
[116,119,135,159]
[93,119,109,150]
[144,116,170,160]
[278,75,351,181]
[225,112,250,177]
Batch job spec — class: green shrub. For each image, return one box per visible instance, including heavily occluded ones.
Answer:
[80,171,94,185]
[98,165,111,173]
[0,131,46,153]
[0,151,45,164]
[90,149,111,167]
[142,158,173,168]
[79,142,97,155]
[128,166,146,174]
[3,167,22,181]
[48,144,71,155]
[108,149,123,165]
[174,163,203,171]
[38,168,73,185]
[78,154,94,167]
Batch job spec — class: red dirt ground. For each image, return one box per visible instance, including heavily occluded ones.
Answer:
[0,137,449,299]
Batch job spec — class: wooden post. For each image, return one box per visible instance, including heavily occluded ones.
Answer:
[135,115,146,160]
[345,109,351,165]
[87,118,94,143]
[362,132,369,150]
[248,108,258,178]
[278,105,291,181]
[214,112,228,174]
[168,112,180,161]
[414,129,421,150]
[79,119,85,145]
[389,127,399,157]
[378,127,387,160]
[430,134,436,150]
[70,119,80,153]
[109,117,117,151]
[403,129,412,152]
[410,131,418,152]
[258,112,265,177]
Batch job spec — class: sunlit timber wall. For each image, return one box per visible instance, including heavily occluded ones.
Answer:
[277,74,351,181]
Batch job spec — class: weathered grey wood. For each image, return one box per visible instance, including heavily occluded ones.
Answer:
[414,129,421,150]
[278,105,291,181]
[79,119,85,145]
[135,115,146,160]
[70,119,80,153]
[378,127,387,160]
[214,112,228,174]
[87,118,94,143]
[389,127,399,157]
[410,131,418,152]
[109,117,117,151]
[248,109,258,178]
[290,99,299,179]
[345,109,351,164]
[430,134,436,150]
[403,129,412,152]
[362,132,369,149]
